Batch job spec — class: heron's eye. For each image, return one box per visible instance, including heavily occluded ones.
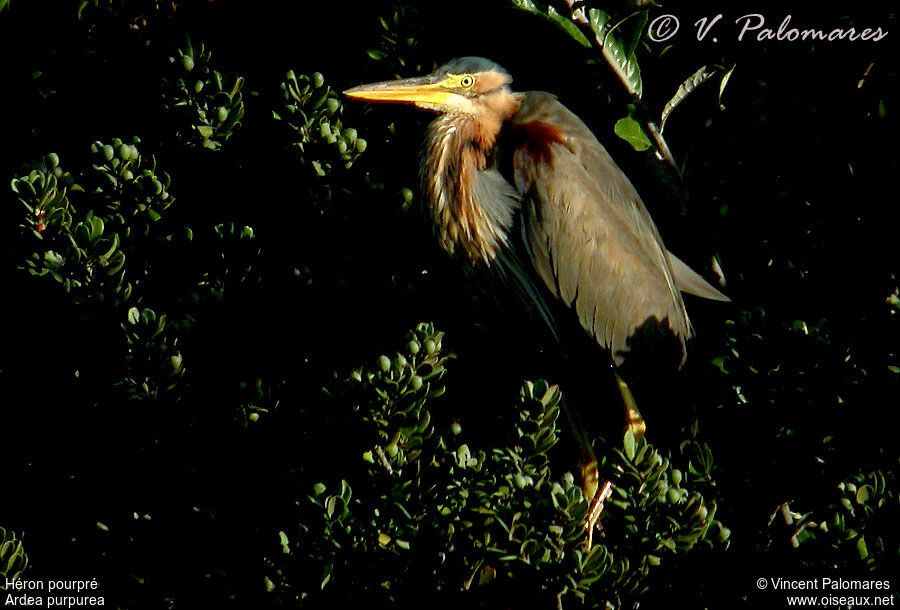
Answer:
[459,75,475,88]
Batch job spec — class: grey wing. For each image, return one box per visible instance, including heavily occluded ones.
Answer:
[667,250,730,302]
[512,93,692,365]
[471,167,564,342]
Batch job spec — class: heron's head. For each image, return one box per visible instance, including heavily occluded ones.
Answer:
[344,57,514,117]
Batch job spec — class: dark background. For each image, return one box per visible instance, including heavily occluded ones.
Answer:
[2,0,897,607]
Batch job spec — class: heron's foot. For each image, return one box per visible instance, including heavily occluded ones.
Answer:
[583,480,613,550]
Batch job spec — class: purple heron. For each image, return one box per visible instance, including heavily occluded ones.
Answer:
[345,57,728,531]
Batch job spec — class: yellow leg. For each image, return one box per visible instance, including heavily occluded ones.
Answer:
[580,456,599,505]
[566,373,645,549]
[615,372,645,440]
[582,373,645,549]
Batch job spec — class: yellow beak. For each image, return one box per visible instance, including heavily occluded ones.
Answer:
[343,76,457,109]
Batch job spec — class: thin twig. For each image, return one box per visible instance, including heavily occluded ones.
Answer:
[563,3,681,174]
[645,121,680,177]
[374,444,393,475]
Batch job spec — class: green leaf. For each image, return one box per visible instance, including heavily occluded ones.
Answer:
[661,66,715,132]
[719,64,736,105]
[614,117,652,151]
[626,10,649,60]
[589,9,643,98]
[98,232,120,262]
[857,535,868,560]
[856,485,872,505]
[340,479,352,503]
[320,563,334,590]
[278,531,290,554]
[89,215,104,240]
[510,0,539,13]
[710,356,728,374]
[547,6,591,48]
[623,428,637,461]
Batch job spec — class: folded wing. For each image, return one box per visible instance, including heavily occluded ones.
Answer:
[509,91,726,364]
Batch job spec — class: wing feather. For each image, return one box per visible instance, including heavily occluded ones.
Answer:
[511,92,694,364]
[667,250,730,301]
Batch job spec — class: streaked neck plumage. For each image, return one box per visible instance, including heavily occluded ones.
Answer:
[422,91,521,264]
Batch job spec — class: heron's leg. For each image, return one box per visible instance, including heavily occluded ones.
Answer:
[581,372,645,549]
[615,371,645,440]
[580,457,599,504]
[561,401,598,495]
[562,401,611,549]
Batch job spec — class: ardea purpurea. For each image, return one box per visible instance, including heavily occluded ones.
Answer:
[345,57,729,541]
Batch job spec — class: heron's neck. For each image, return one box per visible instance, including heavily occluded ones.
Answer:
[424,106,519,265]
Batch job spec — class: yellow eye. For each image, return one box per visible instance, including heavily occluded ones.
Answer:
[459,75,475,88]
